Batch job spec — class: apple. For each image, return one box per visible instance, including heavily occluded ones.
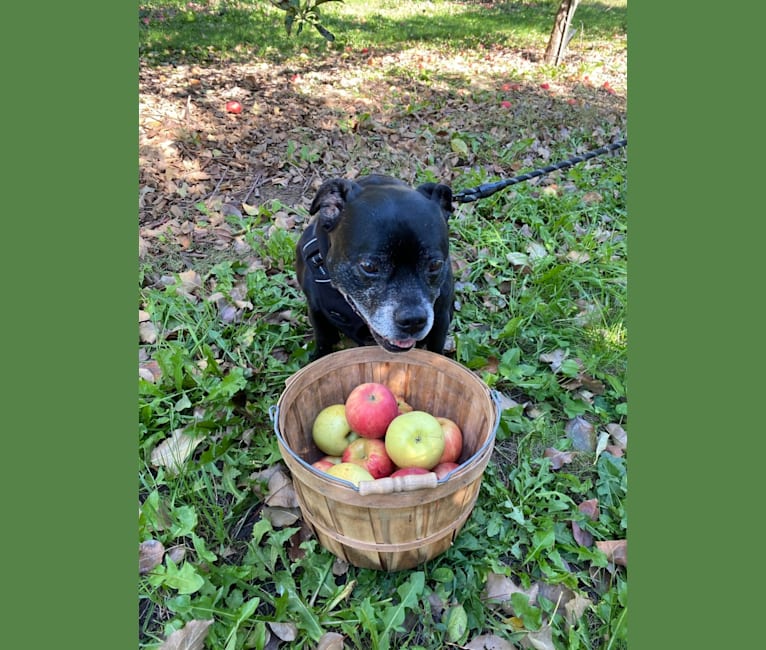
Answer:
[341,437,394,479]
[225,100,242,114]
[395,395,414,414]
[344,382,399,439]
[326,462,374,487]
[384,411,445,470]
[435,417,463,464]
[390,466,430,478]
[312,404,357,456]
[311,456,341,472]
[433,462,460,479]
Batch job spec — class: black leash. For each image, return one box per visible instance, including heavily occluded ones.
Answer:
[453,138,627,204]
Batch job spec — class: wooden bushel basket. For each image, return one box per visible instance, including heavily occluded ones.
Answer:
[273,347,500,571]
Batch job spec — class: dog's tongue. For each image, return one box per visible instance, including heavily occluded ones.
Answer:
[391,338,416,349]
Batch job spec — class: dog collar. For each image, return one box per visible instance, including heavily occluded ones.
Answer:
[300,228,332,284]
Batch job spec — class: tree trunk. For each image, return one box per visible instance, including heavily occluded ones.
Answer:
[544,0,580,65]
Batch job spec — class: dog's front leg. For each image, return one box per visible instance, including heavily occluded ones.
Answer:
[307,308,341,360]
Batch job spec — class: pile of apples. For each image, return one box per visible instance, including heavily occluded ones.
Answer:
[310,382,463,486]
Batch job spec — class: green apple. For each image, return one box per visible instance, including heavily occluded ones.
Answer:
[326,462,374,487]
[312,404,357,456]
[384,411,445,470]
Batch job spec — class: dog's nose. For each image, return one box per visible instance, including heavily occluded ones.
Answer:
[394,308,428,335]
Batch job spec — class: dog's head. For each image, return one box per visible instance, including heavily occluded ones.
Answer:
[309,175,453,353]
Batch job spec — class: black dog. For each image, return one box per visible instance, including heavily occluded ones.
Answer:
[296,174,454,359]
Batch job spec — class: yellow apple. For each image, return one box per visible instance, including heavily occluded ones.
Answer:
[384,411,445,470]
[326,462,374,487]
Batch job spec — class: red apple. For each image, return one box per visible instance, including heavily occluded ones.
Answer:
[311,456,341,472]
[326,462,374,487]
[312,404,357,456]
[225,100,242,114]
[384,411,445,469]
[433,462,460,479]
[435,417,463,464]
[342,437,394,479]
[344,382,399,439]
[390,466,430,478]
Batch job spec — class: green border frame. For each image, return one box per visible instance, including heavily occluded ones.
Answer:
[630,1,765,646]
[4,4,136,648]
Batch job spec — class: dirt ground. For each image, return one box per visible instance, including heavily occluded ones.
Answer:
[139,39,627,273]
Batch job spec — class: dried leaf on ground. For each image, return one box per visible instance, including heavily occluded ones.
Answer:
[261,506,301,528]
[565,416,596,451]
[177,270,203,293]
[596,539,627,567]
[159,618,213,650]
[316,632,346,650]
[543,447,577,470]
[265,469,299,508]
[497,392,525,411]
[139,359,163,383]
[139,539,165,574]
[521,625,555,650]
[465,634,518,650]
[139,321,158,344]
[539,349,566,372]
[268,621,297,642]
[594,430,610,459]
[483,573,538,615]
[572,498,600,547]
[606,422,628,449]
[564,592,592,628]
[250,464,286,497]
[150,429,204,474]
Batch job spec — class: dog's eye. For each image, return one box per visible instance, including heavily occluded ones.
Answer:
[359,260,380,275]
[427,259,444,274]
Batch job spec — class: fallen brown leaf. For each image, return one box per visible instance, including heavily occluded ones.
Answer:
[465,634,518,650]
[596,539,627,566]
[543,447,577,470]
[606,422,628,449]
[316,632,346,650]
[158,618,213,650]
[150,429,204,475]
[268,621,297,642]
[565,416,596,452]
[139,539,165,574]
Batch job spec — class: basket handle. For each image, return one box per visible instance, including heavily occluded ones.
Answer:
[357,472,438,495]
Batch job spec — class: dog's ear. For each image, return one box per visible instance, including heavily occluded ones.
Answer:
[309,179,363,231]
[416,182,453,217]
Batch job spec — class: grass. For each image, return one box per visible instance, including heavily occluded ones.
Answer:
[139,2,627,648]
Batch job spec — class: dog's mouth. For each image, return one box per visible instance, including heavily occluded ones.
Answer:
[369,329,417,353]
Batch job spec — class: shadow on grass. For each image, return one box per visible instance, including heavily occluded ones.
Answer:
[139,1,626,65]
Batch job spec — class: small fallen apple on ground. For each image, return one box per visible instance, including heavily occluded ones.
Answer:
[344,382,399,438]
[225,100,242,114]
